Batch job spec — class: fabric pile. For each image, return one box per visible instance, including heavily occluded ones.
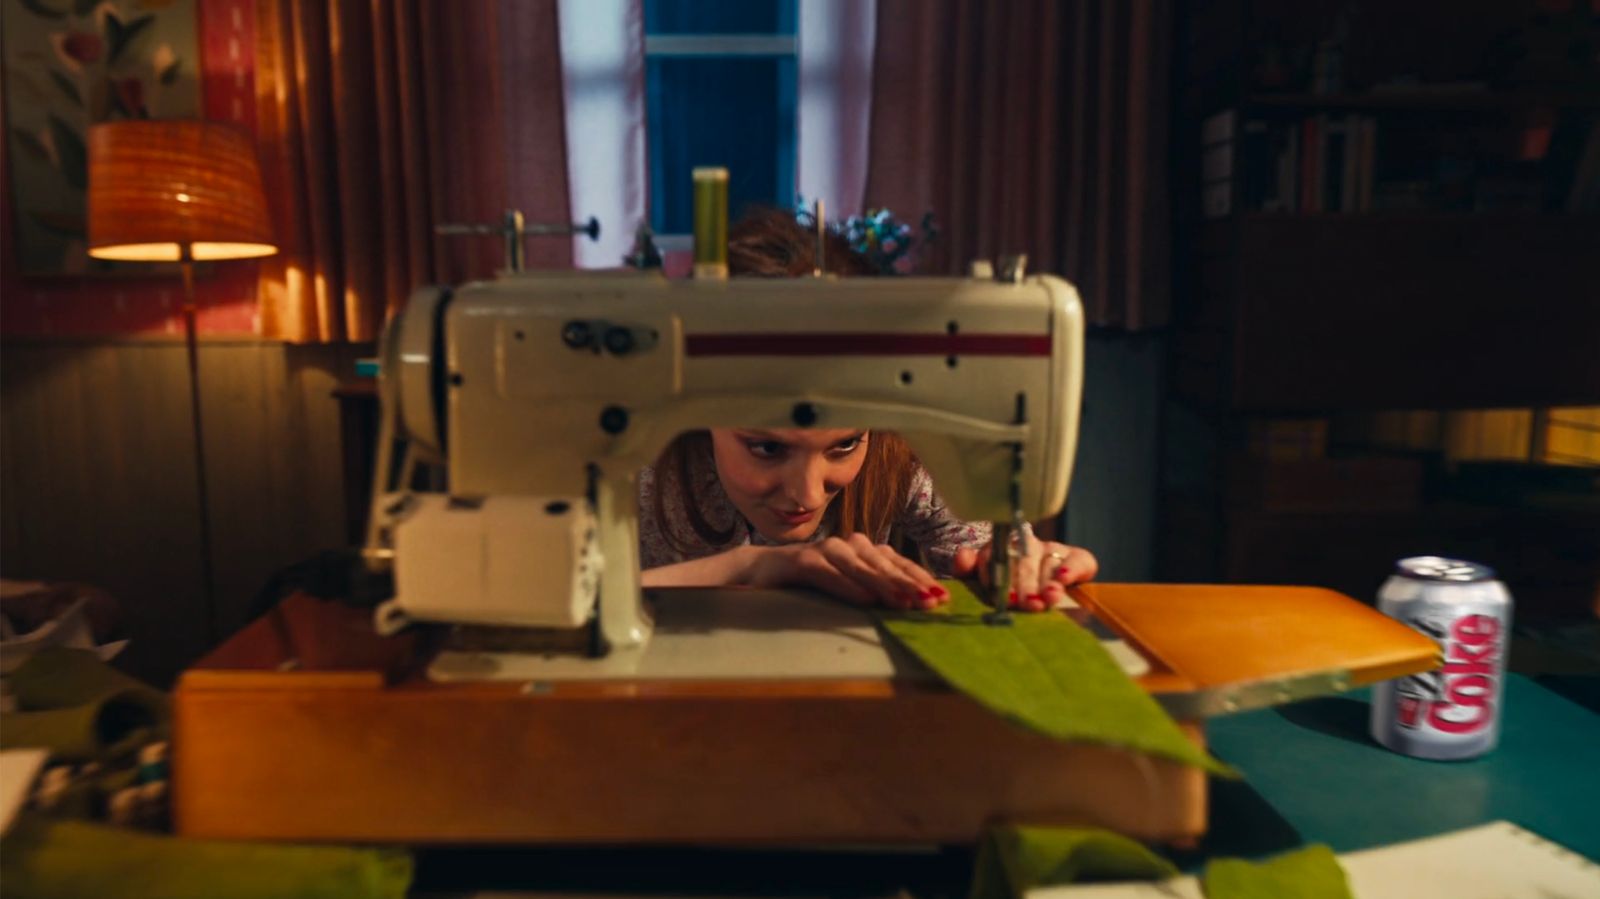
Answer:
[0,648,411,899]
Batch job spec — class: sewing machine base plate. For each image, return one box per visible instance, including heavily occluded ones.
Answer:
[429,588,1148,682]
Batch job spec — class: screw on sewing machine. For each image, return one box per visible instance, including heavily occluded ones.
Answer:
[599,406,630,434]
[602,326,635,355]
[791,402,819,427]
[562,321,593,350]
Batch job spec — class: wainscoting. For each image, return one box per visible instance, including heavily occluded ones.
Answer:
[1,339,370,685]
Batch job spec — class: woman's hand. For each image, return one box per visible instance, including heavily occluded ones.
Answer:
[951,539,1098,612]
[738,535,949,611]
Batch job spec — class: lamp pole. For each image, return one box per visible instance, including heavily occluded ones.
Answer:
[179,243,219,643]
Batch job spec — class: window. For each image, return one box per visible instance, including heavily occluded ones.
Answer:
[644,0,798,242]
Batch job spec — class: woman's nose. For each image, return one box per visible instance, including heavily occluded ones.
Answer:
[783,459,831,509]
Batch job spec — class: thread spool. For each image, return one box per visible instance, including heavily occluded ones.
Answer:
[692,167,729,280]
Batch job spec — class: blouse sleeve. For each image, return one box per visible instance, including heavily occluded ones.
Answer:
[897,465,993,576]
[636,466,679,569]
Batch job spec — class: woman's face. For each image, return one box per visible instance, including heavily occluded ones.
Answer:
[709,428,869,542]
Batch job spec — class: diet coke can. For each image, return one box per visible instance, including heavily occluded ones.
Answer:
[1369,556,1513,760]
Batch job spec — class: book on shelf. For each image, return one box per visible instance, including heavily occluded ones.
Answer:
[1200,110,1235,219]
[1201,108,1379,217]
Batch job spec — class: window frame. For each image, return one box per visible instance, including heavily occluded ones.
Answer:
[643,5,800,247]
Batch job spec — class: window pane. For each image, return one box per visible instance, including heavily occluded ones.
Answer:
[645,0,795,36]
[647,57,796,235]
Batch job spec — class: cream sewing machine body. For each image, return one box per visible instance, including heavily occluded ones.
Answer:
[362,267,1085,674]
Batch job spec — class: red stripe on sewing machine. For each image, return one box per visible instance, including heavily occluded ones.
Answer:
[685,333,1052,357]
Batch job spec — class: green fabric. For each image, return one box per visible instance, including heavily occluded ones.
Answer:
[1203,844,1352,899]
[969,824,1353,899]
[970,824,1179,899]
[1,816,413,899]
[0,648,168,760]
[879,582,1232,776]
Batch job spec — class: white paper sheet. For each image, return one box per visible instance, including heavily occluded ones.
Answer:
[1028,821,1600,899]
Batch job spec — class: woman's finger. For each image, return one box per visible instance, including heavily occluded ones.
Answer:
[867,540,938,590]
[787,546,876,606]
[951,544,993,586]
[879,549,946,609]
[1041,581,1068,609]
[845,533,924,608]
[1045,544,1099,586]
[822,536,919,608]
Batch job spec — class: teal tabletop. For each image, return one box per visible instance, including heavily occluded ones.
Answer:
[1203,674,1600,862]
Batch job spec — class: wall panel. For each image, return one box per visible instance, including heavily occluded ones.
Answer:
[1,339,361,684]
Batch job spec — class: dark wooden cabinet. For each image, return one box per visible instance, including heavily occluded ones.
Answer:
[1179,213,1600,412]
[1161,0,1600,619]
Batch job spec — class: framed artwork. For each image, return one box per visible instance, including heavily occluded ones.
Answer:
[1,0,201,276]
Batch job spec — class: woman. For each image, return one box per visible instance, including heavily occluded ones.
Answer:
[638,210,1098,612]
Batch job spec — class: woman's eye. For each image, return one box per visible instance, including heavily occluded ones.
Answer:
[830,438,862,456]
[746,441,786,459]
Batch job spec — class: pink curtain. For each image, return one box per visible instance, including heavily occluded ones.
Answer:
[865,0,1172,330]
[256,0,572,343]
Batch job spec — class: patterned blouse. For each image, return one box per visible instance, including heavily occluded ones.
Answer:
[637,441,992,576]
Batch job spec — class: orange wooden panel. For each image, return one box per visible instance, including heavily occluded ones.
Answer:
[173,683,1207,844]
[1078,583,1439,690]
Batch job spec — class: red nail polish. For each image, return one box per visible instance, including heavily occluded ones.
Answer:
[1054,565,1068,580]
[930,585,948,597]
[1028,593,1041,602]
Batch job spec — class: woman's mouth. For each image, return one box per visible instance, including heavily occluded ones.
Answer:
[772,508,815,526]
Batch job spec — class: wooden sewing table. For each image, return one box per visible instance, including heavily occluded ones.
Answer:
[172,584,1435,846]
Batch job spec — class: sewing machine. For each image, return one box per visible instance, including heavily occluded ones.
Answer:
[362,264,1087,678]
[172,266,1438,847]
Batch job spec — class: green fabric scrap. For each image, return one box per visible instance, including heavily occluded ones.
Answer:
[970,824,1179,899]
[1,816,413,899]
[5,647,161,711]
[1203,844,1353,899]
[0,648,168,760]
[878,582,1233,776]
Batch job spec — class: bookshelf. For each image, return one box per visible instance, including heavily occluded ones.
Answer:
[1161,0,1600,619]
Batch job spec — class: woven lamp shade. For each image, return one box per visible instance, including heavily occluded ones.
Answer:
[87,120,276,262]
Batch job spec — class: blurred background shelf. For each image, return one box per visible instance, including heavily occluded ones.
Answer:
[1163,0,1600,620]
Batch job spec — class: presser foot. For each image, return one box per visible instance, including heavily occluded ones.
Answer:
[982,605,1015,626]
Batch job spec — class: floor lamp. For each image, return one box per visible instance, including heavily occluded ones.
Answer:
[86,120,277,643]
